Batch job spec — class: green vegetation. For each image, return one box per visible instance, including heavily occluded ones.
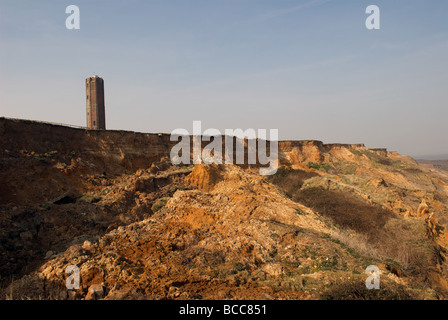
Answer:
[30,154,48,162]
[267,167,317,199]
[270,232,280,240]
[270,172,434,278]
[42,202,52,210]
[321,278,413,300]
[211,269,228,279]
[326,236,361,259]
[307,162,331,172]
[29,151,59,162]
[349,149,407,170]
[151,197,170,213]
[168,184,189,195]
[333,161,358,175]
[319,256,339,270]
[45,150,58,157]
[77,193,102,204]
[232,262,247,273]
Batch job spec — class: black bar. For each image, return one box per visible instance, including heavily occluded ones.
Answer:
[0,300,446,319]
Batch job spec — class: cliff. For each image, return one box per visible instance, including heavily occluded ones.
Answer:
[0,117,385,205]
[2,117,448,300]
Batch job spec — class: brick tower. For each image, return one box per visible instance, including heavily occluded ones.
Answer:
[86,76,106,130]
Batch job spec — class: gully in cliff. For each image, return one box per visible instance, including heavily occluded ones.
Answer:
[170,121,279,175]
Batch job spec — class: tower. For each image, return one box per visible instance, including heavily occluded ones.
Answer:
[86,76,106,130]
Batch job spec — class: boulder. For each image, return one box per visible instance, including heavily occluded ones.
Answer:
[85,284,104,300]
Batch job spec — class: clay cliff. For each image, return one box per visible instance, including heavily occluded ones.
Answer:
[1,117,448,300]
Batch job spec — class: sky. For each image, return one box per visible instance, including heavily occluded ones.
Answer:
[0,0,447,158]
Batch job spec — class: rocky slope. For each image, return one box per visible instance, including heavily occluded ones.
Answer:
[1,118,448,300]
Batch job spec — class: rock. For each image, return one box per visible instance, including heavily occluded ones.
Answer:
[82,240,93,252]
[167,286,181,299]
[186,164,223,192]
[368,178,388,188]
[63,245,84,260]
[417,200,429,217]
[45,250,54,259]
[260,293,273,300]
[81,266,104,290]
[262,263,283,277]
[179,292,191,299]
[149,164,159,174]
[67,290,80,300]
[386,263,403,277]
[425,213,438,238]
[41,265,54,277]
[227,276,239,286]
[20,231,33,241]
[86,284,104,300]
[111,283,121,291]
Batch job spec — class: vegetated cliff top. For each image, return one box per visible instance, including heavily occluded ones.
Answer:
[1,117,448,300]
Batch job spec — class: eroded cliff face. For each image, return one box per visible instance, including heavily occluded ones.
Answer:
[0,118,383,206]
[0,118,177,206]
[278,140,369,166]
[2,118,448,300]
[0,118,174,173]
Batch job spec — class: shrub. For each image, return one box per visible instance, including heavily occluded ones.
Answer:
[42,202,52,210]
[321,278,413,300]
[267,168,318,198]
[307,162,331,172]
[151,197,170,213]
[77,194,102,203]
[304,187,434,275]
[232,262,246,273]
[169,185,188,195]
[295,187,393,241]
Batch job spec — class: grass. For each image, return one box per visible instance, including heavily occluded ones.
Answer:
[270,170,435,278]
[232,262,247,273]
[151,197,170,213]
[28,151,59,162]
[294,187,393,241]
[42,202,52,210]
[321,278,413,300]
[77,194,102,204]
[329,219,433,277]
[168,185,189,195]
[319,256,339,270]
[307,162,331,172]
[333,161,358,175]
[326,234,362,259]
[349,148,407,171]
[30,154,48,162]
[267,167,317,199]
[270,233,280,240]
[211,269,228,279]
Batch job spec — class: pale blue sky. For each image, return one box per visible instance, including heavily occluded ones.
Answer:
[0,0,447,157]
